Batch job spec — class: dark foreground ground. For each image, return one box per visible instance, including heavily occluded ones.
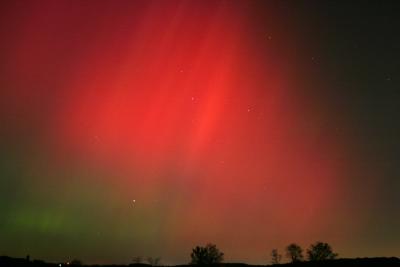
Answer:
[1,256,400,267]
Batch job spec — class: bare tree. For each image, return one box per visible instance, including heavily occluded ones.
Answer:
[190,243,224,264]
[286,243,303,263]
[271,249,282,264]
[307,242,338,261]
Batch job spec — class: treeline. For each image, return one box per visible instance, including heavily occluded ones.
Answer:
[1,255,400,267]
[189,241,337,265]
[1,249,400,267]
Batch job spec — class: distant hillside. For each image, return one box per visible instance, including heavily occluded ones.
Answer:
[1,256,400,267]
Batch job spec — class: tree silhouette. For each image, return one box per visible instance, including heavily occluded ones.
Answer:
[190,243,224,264]
[286,243,303,263]
[307,242,338,261]
[271,249,282,264]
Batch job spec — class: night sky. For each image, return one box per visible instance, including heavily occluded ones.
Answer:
[0,0,399,265]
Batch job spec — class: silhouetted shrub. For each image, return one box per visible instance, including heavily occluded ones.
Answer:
[286,243,304,263]
[190,243,224,264]
[307,241,338,261]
